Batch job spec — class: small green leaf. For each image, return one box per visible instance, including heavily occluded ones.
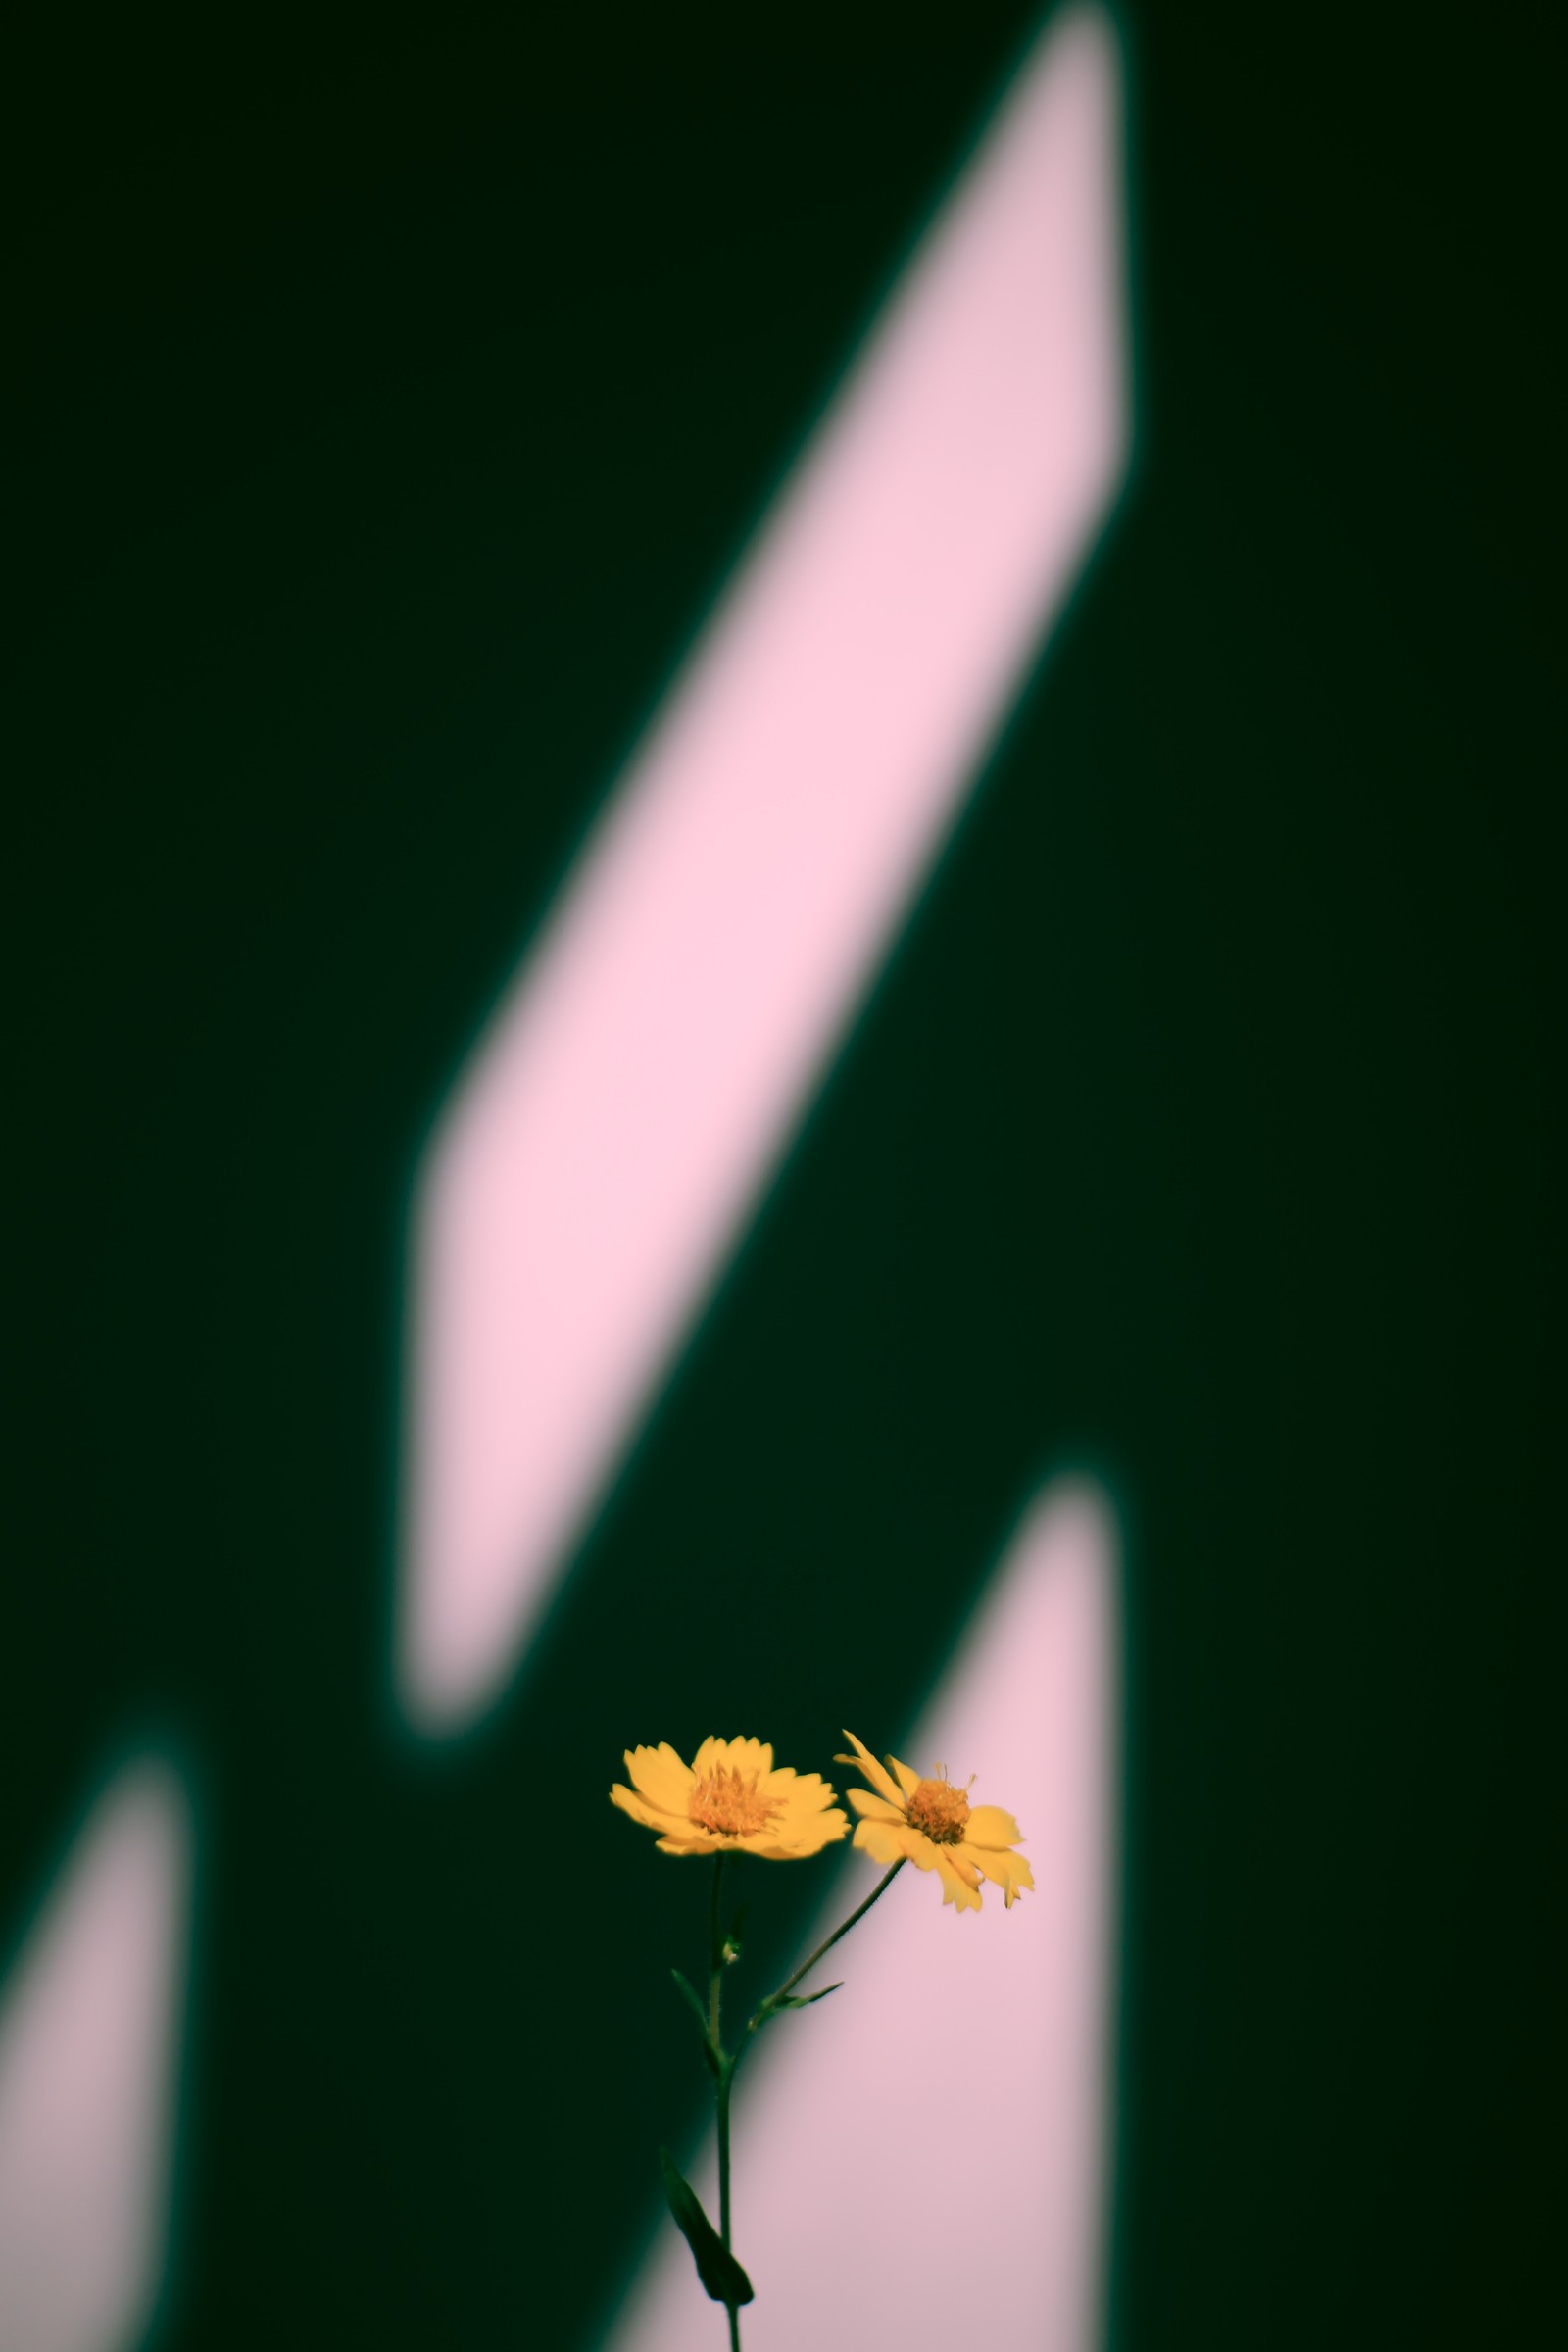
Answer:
[749,1979,845,2035]
[669,1969,710,2032]
[777,1979,844,2009]
[659,2149,756,2307]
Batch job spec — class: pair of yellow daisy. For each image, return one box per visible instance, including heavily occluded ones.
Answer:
[611,1728,1033,1913]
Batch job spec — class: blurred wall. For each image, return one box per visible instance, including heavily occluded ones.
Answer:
[3,4,1561,2348]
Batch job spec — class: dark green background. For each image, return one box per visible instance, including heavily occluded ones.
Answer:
[4,4,1561,2345]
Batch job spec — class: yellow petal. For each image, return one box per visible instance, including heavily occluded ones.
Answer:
[790,1806,851,1854]
[845,1788,905,1824]
[958,1843,1035,1905]
[894,1828,941,1871]
[851,1818,909,1869]
[745,1808,850,1860]
[836,1730,905,1809]
[998,1854,1036,1906]
[694,1735,774,1780]
[655,1834,720,1855]
[610,1782,685,1834]
[769,1776,843,1838]
[763,1774,839,1827]
[933,1850,984,1912]
[769,1770,842,1814]
[963,1804,1023,1849]
[887,1754,921,1799]
[625,1743,696,1817]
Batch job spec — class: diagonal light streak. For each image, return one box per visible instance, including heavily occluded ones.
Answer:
[600,1478,1120,2351]
[0,1759,193,2352]
[400,6,1130,1730]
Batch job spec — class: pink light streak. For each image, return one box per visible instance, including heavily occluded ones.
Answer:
[601,1479,1120,2351]
[400,4,1130,1731]
[0,1760,192,2352]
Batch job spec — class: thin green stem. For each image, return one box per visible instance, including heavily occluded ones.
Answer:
[708,1852,726,2047]
[718,2057,739,2350]
[697,1856,906,2349]
[709,1854,742,2349]
[759,1861,906,2014]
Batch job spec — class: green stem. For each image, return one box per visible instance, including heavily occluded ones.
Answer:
[709,1854,742,2349]
[702,1856,906,2349]
[708,1851,726,2048]
[757,1860,906,2015]
[718,2056,740,2351]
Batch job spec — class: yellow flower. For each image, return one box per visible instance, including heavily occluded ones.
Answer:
[610,1736,850,1859]
[835,1728,1034,1913]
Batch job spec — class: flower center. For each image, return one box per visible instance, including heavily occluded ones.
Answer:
[688,1768,780,1838]
[906,1775,971,1845]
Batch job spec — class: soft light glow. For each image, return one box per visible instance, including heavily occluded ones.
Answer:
[0,1760,193,2352]
[400,4,1130,1731]
[601,1479,1119,2350]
